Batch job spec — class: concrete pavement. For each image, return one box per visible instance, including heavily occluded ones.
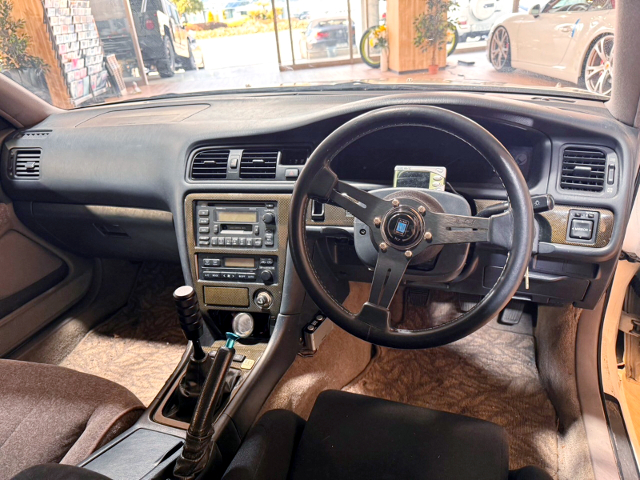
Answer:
[115,32,571,102]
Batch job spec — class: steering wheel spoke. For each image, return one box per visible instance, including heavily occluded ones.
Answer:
[424,210,513,249]
[309,166,391,229]
[357,248,410,331]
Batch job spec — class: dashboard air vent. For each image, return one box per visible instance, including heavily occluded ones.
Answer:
[13,149,41,179]
[560,146,607,192]
[240,149,279,179]
[190,149,229,180]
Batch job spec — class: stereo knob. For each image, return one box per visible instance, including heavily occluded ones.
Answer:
[254,291,273,309]
[262,212,275,224]
[259,270,274,283]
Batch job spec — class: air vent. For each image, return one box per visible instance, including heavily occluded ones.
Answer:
[560,146,607,192]
[240,149,278,179]
[13,149,41,179]
[190,149,229,180]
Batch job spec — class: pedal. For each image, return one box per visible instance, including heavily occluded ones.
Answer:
[406,289,430,307]
[499,302,525,325]
[301,314,333,355]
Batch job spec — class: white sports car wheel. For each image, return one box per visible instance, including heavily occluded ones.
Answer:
[490,27,513,72]
[584,35,614,96]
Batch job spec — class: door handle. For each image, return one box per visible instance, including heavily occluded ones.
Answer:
[559,25,572,33]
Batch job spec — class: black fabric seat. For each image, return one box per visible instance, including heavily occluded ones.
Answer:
[223,390,552,480]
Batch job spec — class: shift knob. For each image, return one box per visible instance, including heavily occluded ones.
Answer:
[174,285,205,359]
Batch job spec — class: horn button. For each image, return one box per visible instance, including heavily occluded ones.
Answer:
[382,207,424,250]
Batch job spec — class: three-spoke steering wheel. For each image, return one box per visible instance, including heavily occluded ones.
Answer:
[289,106,534,349]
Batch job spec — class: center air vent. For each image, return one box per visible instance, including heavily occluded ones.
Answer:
[190,149,229,180]
[12,149,41,179]
[560,146,607,192]
[240,149,279,179]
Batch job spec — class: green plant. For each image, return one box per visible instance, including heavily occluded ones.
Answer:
[0,0,47,71]
[413,0,457,66]
[175,0,204,16]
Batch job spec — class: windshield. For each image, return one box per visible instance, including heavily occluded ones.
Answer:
[0,0,615,109]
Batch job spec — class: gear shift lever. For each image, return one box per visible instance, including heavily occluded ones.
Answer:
[174,333,239,480]
[174,286,212,399]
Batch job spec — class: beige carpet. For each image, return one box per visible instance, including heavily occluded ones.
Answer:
[263,285,560,478]
[60,263,187,406]
[260,283,373,420]
[344,324,558,476]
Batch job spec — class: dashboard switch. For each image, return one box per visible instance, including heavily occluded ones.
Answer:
[569,219,594,240]
[607,165,615,185]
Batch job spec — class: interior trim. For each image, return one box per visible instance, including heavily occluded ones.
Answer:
[577,295,622,479]
[0,74,60,129]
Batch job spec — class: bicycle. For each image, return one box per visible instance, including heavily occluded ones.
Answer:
[360,22,459,68]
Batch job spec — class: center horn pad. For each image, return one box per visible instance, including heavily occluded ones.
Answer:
[383,190,445,263]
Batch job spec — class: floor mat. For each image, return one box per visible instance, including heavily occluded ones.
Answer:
[60,263,187,406]
[343,291,559,477]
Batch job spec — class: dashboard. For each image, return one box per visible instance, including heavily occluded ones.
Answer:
[1,90,637,324]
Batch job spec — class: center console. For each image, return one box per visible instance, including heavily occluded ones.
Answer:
[185,194,291,320]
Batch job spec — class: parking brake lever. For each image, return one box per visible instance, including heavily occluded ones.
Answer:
[173,332,239,480]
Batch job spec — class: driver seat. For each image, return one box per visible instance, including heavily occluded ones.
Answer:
[223,390,552,480]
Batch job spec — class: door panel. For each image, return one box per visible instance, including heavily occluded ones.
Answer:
[0,184,92,356]
[0,230,68,318]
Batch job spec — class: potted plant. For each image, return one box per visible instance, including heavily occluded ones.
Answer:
[0,0,50,101]
[371,24,389,72]
[413,0,456,74]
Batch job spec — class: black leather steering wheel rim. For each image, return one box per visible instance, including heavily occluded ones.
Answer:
[289,106,534,349]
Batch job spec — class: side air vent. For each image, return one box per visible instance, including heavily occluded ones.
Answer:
[560,146,607,192]
[190,149,230,180]
[240,149,279,179]
[13,149,41,179]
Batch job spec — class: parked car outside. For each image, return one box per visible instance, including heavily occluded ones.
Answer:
[487,0,615,95]
[300,17,356,60]
[451,0,512,42]
[129,0,200,77]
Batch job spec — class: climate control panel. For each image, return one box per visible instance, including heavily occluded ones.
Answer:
[197,254,278,285]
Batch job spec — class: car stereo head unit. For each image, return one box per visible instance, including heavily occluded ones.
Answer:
[195,201,277,249]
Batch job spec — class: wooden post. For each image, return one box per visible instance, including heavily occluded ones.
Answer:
[11,0,72,109]
[285,0,295,65]
[271,0,282,66]
[122,0,148,86]
[387,0,446,73]
[512,0,520,13]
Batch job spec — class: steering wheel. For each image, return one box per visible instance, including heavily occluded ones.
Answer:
[289,106,534,349]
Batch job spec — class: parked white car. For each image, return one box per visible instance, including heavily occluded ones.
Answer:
[487,0,615,95]
[452,0,512,42]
